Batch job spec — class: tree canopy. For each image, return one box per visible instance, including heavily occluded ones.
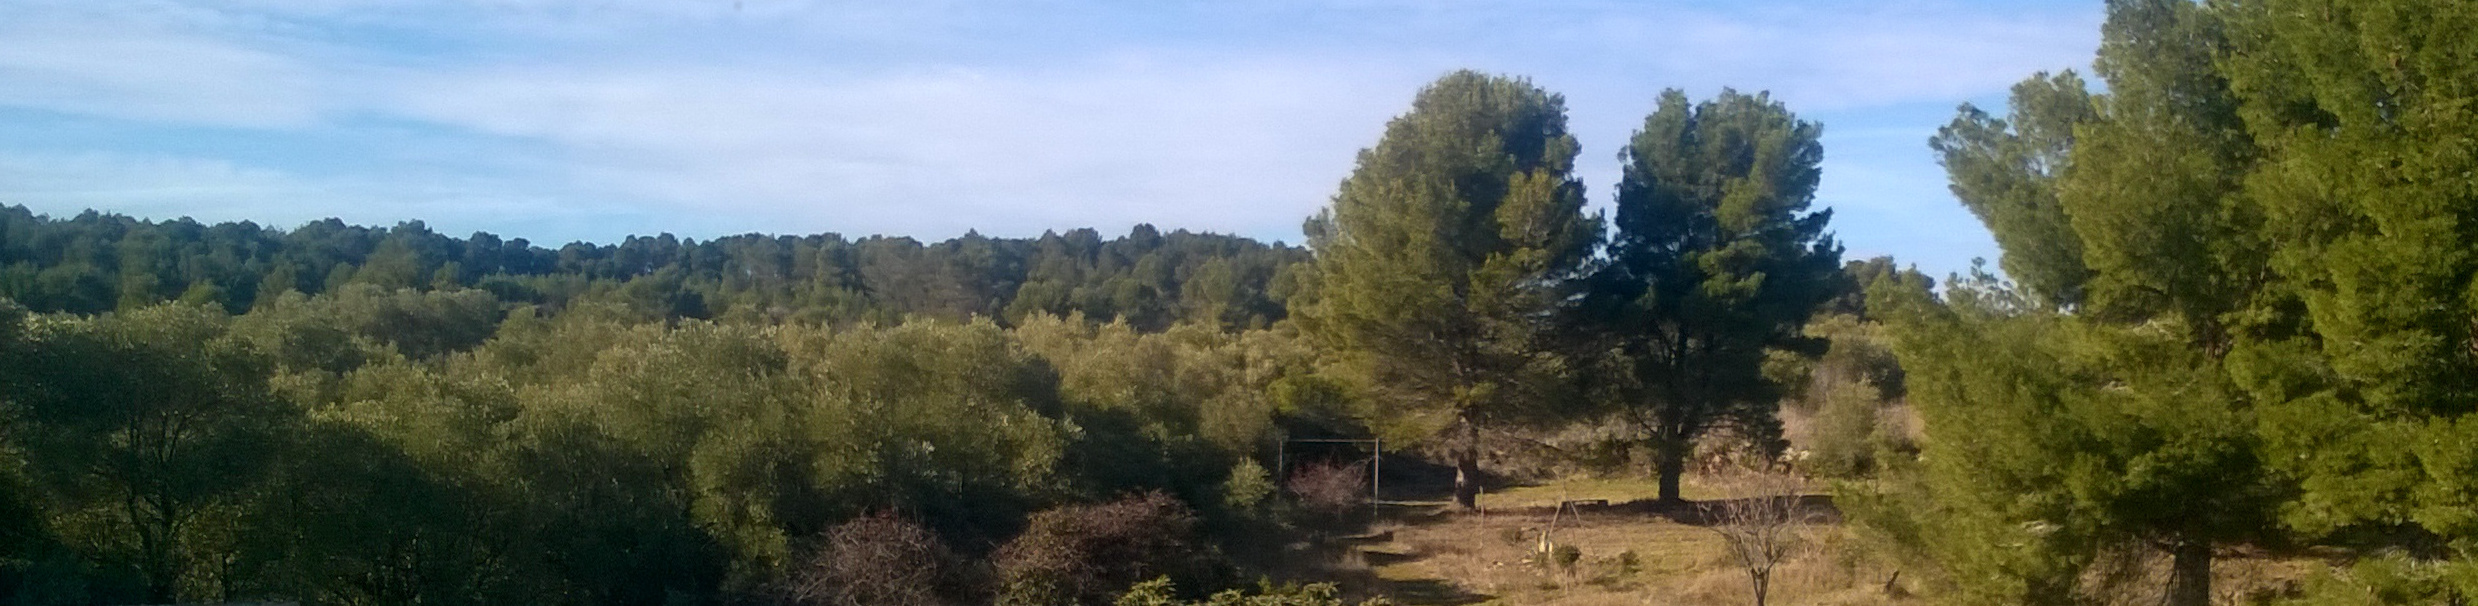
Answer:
[1867,1,2478,604]
[1581,88,1841,503]
[1299,70,1600,509]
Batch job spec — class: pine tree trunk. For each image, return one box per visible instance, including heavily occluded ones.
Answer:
[1656,438,1688,503]
[2166,539,2212,606]
[1453,418,1480,510]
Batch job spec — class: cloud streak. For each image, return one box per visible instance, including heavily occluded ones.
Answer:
[0,0,2096,273]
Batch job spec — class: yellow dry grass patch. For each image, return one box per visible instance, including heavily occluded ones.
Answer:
[1344,477,2330,606]
[1350,504,1904,606]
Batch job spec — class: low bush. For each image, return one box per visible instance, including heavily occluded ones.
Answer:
[994,492,1214,606]
[785,513,968,606]
[1285,461,1367,526]
[1112,576,1393,606]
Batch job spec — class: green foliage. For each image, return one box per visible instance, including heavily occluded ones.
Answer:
[1791,311,1916,479]
[1863,277,2102,605]
[1,294,1308,603]
[1115,576,1388,606]
[0,206,1306,329]
[1221,459,1277,513]
[2216,0,2478,554]
[1930,72,2097,309]
[1869,2,2411,604]
[2281,553,2478,606]
[1548,543,1583,574]
[1580,88,1841,501]
[2064,0,2264,335]
[1803,382,1888,479]
[1300,70,1599,507]
[1,303,291,603]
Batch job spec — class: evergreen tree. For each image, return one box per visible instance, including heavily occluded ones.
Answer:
[2218,0,2478,597]
[1298,70,1599,509]
[1930,72,2098,310]
[1580,89,1841,503]
[1886,2,2284,603]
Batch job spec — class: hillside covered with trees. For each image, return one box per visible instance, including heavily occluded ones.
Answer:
[0,208,1305,331]
[4,1,2478,605]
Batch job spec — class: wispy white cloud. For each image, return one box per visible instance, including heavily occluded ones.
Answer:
[0,15,328,127]
[0,0,2096,273]
[382,57,1416,239]
[1544,4,2098,111]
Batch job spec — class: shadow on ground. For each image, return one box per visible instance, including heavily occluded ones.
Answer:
[1371,578,1491,606]
[1482,494,1844,526]
[1284,526,1495,606]
[1375,490,1842,525]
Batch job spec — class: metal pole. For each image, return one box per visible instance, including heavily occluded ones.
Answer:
[1275,440,1285,487]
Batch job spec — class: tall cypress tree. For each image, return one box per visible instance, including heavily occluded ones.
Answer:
[1298,70,1599,509]
[1582,89,1841,503]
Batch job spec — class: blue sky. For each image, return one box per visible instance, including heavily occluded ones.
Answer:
[0,0,2101,277]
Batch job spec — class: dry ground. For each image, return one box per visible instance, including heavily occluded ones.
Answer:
[1318,476,1901,606]
[1321,476,2323,606]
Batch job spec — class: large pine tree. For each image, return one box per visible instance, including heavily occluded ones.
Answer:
[1883,2,2287,603]
[2223,0,2478,596]
[1298,70,1599,509]
[1580,89,1841,504]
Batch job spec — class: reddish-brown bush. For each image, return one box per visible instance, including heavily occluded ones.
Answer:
[786,513,961,606]
[1286,460,1368,520]
[991,492,1207,606]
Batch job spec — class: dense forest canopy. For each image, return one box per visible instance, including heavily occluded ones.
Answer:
[0,205,1306,331]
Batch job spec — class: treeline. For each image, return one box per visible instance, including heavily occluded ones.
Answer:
[0,207,1305,330]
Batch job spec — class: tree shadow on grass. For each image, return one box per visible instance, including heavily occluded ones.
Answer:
[1311,557,1494,606]
[1448,493,1843,525]
[1372,577,1491,606]
[1614,494,1843,526]
[1280,518,1495,606]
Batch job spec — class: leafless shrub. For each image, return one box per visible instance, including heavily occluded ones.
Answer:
[1701,472,1810,606]
[787,513,958,606]
[993,492,1206,606]
[1286,460,1369,521]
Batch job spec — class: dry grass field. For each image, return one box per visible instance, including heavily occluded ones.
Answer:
[1310,476,1901,606]
[1315,476,2323,606]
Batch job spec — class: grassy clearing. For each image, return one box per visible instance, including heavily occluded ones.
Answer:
[1332,474,2322,606]
[1345,508,1897,605]
[1329,474,1900,606]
